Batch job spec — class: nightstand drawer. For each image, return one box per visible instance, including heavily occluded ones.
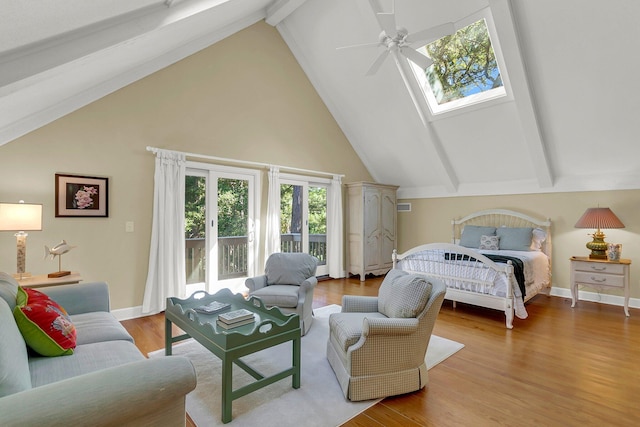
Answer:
[572,261,625,275]
[573,271,624,288]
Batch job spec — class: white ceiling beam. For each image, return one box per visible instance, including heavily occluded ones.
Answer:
[392,53,458,193]
[490,0,554,188]
[0,1,268,147]
[265,0,309,26]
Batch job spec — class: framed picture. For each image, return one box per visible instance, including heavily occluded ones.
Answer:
[55,174,109,217]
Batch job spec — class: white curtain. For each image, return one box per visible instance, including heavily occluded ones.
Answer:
[327,175,344,278]
[264,166,281,261]
[142,150,186,315]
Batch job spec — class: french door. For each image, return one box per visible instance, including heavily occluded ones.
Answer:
[279,175,328,276]
[185,163,260,294]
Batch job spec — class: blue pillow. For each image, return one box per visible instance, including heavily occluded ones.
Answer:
[460,226,496,248]
[497,227,533,251]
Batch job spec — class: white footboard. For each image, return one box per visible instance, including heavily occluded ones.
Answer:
[393,243,518,329]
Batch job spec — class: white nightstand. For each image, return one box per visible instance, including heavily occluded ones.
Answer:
[570,256,631,316]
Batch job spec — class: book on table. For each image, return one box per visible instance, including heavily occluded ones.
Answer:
[218,308,255,324]
[193,301,231,314]
[216,317,255,330]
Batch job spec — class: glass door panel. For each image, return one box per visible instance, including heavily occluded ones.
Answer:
[217,178,249,281]
[280,183,304,253]
[185,175,207,287]
[309,186,327,270]
[279,181,328,276]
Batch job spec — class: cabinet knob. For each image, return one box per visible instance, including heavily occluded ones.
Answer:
[591,276,606,283]
[590,265,607,271]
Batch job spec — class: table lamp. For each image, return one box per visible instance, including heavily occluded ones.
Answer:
[574,207,624,259]
[0,201,43,279]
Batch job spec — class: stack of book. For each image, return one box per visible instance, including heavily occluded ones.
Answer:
[193,301,231,315]
[216,308,255,329]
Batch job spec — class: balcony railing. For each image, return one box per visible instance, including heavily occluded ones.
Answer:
[186,234,327,283]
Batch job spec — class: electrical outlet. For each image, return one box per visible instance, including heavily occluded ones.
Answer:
[125,221,134,233]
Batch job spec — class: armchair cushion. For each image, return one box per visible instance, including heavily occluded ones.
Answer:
[378,269,432,318]
[265,252,317,285]
[329,312,387,352]
[250,285,299,308]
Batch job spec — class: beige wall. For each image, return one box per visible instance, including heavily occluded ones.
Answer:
[0,21,372,310]
[398,190,640,299]
[2,19,636,312]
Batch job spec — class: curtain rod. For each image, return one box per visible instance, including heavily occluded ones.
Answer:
[146,146,344,178]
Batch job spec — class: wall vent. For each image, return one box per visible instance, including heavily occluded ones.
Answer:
[397,202,412,212]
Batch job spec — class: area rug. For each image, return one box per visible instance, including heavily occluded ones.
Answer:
[148,304,463,427]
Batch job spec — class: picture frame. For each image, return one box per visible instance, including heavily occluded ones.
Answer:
[55,174,109,217]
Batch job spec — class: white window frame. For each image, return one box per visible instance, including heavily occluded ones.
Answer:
[410,7,513,118]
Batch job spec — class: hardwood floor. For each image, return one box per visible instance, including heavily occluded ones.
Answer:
[121,277,640,427]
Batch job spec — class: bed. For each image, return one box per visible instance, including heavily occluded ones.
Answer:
[392,209,551,328]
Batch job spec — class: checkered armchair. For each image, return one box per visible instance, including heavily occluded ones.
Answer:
[245,252,318,335]
[326,269,446,401]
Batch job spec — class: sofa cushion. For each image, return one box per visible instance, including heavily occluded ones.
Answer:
[14,287,77,357]
[0,297,32,397]
[250,285,299,308]
[265,253,317,285]
[0,272,19,310]
[29,340,144,388]
[378,269,432,318]
[71,312,134,345]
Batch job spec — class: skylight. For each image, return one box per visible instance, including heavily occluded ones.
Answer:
[410,10,509,116]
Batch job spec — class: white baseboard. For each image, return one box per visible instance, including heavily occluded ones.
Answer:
[549,286,639,310]
[112,305,144,321]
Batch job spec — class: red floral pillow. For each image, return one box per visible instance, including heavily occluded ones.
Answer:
[13,287,76,356]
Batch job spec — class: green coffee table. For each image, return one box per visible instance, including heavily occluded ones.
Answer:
[165,288,301,423]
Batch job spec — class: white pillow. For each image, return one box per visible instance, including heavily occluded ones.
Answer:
[530,228,547,251]
[479,235,500,250]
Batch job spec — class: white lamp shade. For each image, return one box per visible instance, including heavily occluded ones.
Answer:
[0,202,43,231]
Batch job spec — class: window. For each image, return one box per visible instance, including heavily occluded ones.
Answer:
[278,175,329,276]
[410,9,509,116]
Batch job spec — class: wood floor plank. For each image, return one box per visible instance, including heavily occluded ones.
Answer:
[121,276,640,426]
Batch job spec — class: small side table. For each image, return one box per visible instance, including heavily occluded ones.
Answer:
[570,256,631,316]
[17,272,82,289]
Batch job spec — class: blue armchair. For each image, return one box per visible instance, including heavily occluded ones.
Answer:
[245,252,318,335]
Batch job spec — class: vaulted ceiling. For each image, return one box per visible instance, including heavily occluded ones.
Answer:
[2,0,639,198]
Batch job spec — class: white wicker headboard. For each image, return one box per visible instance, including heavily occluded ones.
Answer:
[451,209,552,257]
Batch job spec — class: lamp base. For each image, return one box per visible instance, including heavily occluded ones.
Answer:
[12,272,32,280]
[586,231,609,260]
[48,271,71,278]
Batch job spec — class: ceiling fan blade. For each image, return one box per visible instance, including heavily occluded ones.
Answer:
[400,47,433,70]
[376,12,397,36]
[409,22,455,46]
[336,41,381,51]
[366,50,390,76]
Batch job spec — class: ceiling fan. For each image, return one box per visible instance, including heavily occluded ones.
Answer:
[339,0,455,76]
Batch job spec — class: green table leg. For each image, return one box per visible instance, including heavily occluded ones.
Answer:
[165,317,172,356]
[221,354,233,423]
[293,335,301,389]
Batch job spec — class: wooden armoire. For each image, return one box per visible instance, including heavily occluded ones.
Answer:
[346,182,398,282]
